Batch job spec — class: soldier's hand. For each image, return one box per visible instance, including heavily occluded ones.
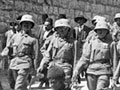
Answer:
[72,70,79,83]
[111,79,116,88]
[37,66,43,73]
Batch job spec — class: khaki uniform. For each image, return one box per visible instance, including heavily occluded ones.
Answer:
[5,30,18,46]
[5,30,18,89]
[40,33,74,84]
[76,35,116,90]
[111,22,120,41]
[8,31,37,90]
[111,40,120,83]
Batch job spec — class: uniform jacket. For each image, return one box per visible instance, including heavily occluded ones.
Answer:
[7,31,37,70]
[77,36,116,75]
[40,33,74,68]
[111,41,120,73]
[111,22,120,41]
[5,29,18,46]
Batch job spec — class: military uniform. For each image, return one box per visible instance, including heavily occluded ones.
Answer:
[5,29,19,89]
[40,32,74,85]
[7,31,37,90]
[74,32,116,90]
[5,30,18,46]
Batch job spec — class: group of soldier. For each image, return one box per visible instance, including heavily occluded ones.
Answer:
[0,12,120,90]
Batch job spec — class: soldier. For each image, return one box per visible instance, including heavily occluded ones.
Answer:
[1,17,21,90]
[6,14,37,90]
[111,13,120,41]
[47,65,71,90]
[37,18,74,87]
[72,21,116,90]
[110,30,120,85]
[111,51,120,87]
[86,16,107,42]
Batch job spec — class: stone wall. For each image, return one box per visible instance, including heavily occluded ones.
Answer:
[0,0,120,27]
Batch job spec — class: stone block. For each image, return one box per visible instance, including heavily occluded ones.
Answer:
[116,7,120,13]
[89,0,96,4]
[53,0,61,6]
[48,6,54,14]
[117,0,120,6]
[32,4,43,14]
[97,4,105,14]
[105,6,112,15]
[66,9,70,18]
[68,0,79,9]
[107,0,113,6]
[113,0,118,6]
[110,7,116,16]
[24,2,33,12]
[96,0,101,4]
[84,12,92,20]
[53,6,59,15]
[59,7,66,14]
[45,0,53,5]
[61,0,69,8]
[15,1,25,11]
[32,4,38,13]
[37,0,44,4]
[43,4,49,14]
[78,1,85,11]
[74,10,80,17]
[69,9,74,18]
[91,4,105,14]
[91,4,97,13]
[99,0,107,5]
[37,5,43,14]
[84,2,91,12]
[74,10,84,17]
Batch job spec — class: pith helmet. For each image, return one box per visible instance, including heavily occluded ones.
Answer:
[92,15,101,24]
[95,16,106,23]
[92,15,106,24]
[54,19,71,28]
[20,14,35,28]
[114,13,120,21]
[94,21,109,31]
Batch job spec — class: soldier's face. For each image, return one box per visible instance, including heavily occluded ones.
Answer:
[56,27,70,38]
[116,18,120,26]
[21,21,33,31]
[96,29,108,38]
